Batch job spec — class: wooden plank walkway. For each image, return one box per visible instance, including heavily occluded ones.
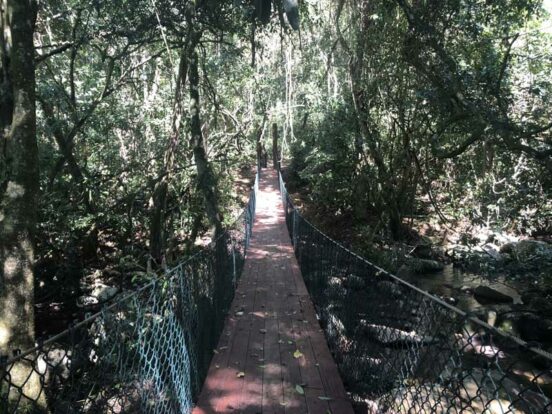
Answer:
[193,169,354,414]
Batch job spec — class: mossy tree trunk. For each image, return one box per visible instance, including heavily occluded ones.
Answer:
[0,0,47,409]
[149,38,195,264]
[189,47,223,235]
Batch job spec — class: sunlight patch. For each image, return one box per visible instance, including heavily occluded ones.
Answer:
[6,182,25,199]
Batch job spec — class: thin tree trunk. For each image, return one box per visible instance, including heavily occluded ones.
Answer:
[149,41,193,263]
[346,0,404,239]
[189,48,223,234]
[272,123,279,170]
[0,0,46,409]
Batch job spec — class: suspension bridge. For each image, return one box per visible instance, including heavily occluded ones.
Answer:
[1,165,552,413]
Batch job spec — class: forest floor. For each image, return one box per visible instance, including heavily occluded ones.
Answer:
[281,168,552,355]
[33,164,257,340]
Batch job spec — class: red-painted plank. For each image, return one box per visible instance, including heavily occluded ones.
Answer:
[194,170,353,414]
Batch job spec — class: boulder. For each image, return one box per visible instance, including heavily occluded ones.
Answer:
[407,258,445,274]
[341,355,383,383]
[326,312,346,337]
[357,321,435,347]
[460,368,551,413]
[91,283,119,302]
[324,283,347,301]
[396,264,412,277]
[410,244,433,259]
[501,240,552,262]
[344,274,366,290]
[327,276,343,288]
[77,295,99,308]
[473,285,514,304]
[517,315,552,344]
[521,292,552,316]
[377,280,403,298]
[480,243,501,260]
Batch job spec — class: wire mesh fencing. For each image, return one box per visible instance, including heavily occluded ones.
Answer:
[279,172,552,414]
[0,170,259,414]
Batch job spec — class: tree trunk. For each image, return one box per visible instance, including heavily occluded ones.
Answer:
[0,0,46,409]
[272,123,279,170]
[149,42,192,263]
[189,48,223,235]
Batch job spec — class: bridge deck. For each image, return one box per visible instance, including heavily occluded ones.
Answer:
[193,169,353,414]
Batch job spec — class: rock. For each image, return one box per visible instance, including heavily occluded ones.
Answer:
[327,276,343,288]
[341,355,383,383]
[407,258,445,274]
[344,274,365,290]
[473,285,514,304]
[499,242,516,254]
[388,384,445,413]
[410,244,433,259]
[481,243,501,260]
[91,283,119,302]
[446,244,470,261]
[487,310,497,327]
[377,280,403,298]
[363,399,379,414]
[386,366,551,413]
[522,292,552,316]
[45,348,72,379]
[77,295,99,308]
[357,321,435,347]
[396,264,411,277]
[326,312,346,337]
[460,368,551,413]
[324,283,347,301]
[517,315,552,344]
[502,240,552,262]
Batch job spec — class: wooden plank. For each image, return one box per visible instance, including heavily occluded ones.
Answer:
[239,259,268,413]
[261,312,284,413]
[194,260,259,413]
[194,169,353,414]
[304,386,331,414]
[279,264,308,414]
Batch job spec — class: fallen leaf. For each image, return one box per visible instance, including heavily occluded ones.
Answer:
[260,329,267,334]
[235,311,244,316]
[318,396,333,401]
[295,384,305,395]
[293,350,304,359]
[236,372,245,378]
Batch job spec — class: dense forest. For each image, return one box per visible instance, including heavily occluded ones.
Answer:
[1,0,552,412]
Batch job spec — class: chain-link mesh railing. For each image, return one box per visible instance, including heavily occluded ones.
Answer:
[0,169,259,414]
[279,172,552,414]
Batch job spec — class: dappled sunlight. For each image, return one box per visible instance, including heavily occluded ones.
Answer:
[193,169,353,413]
